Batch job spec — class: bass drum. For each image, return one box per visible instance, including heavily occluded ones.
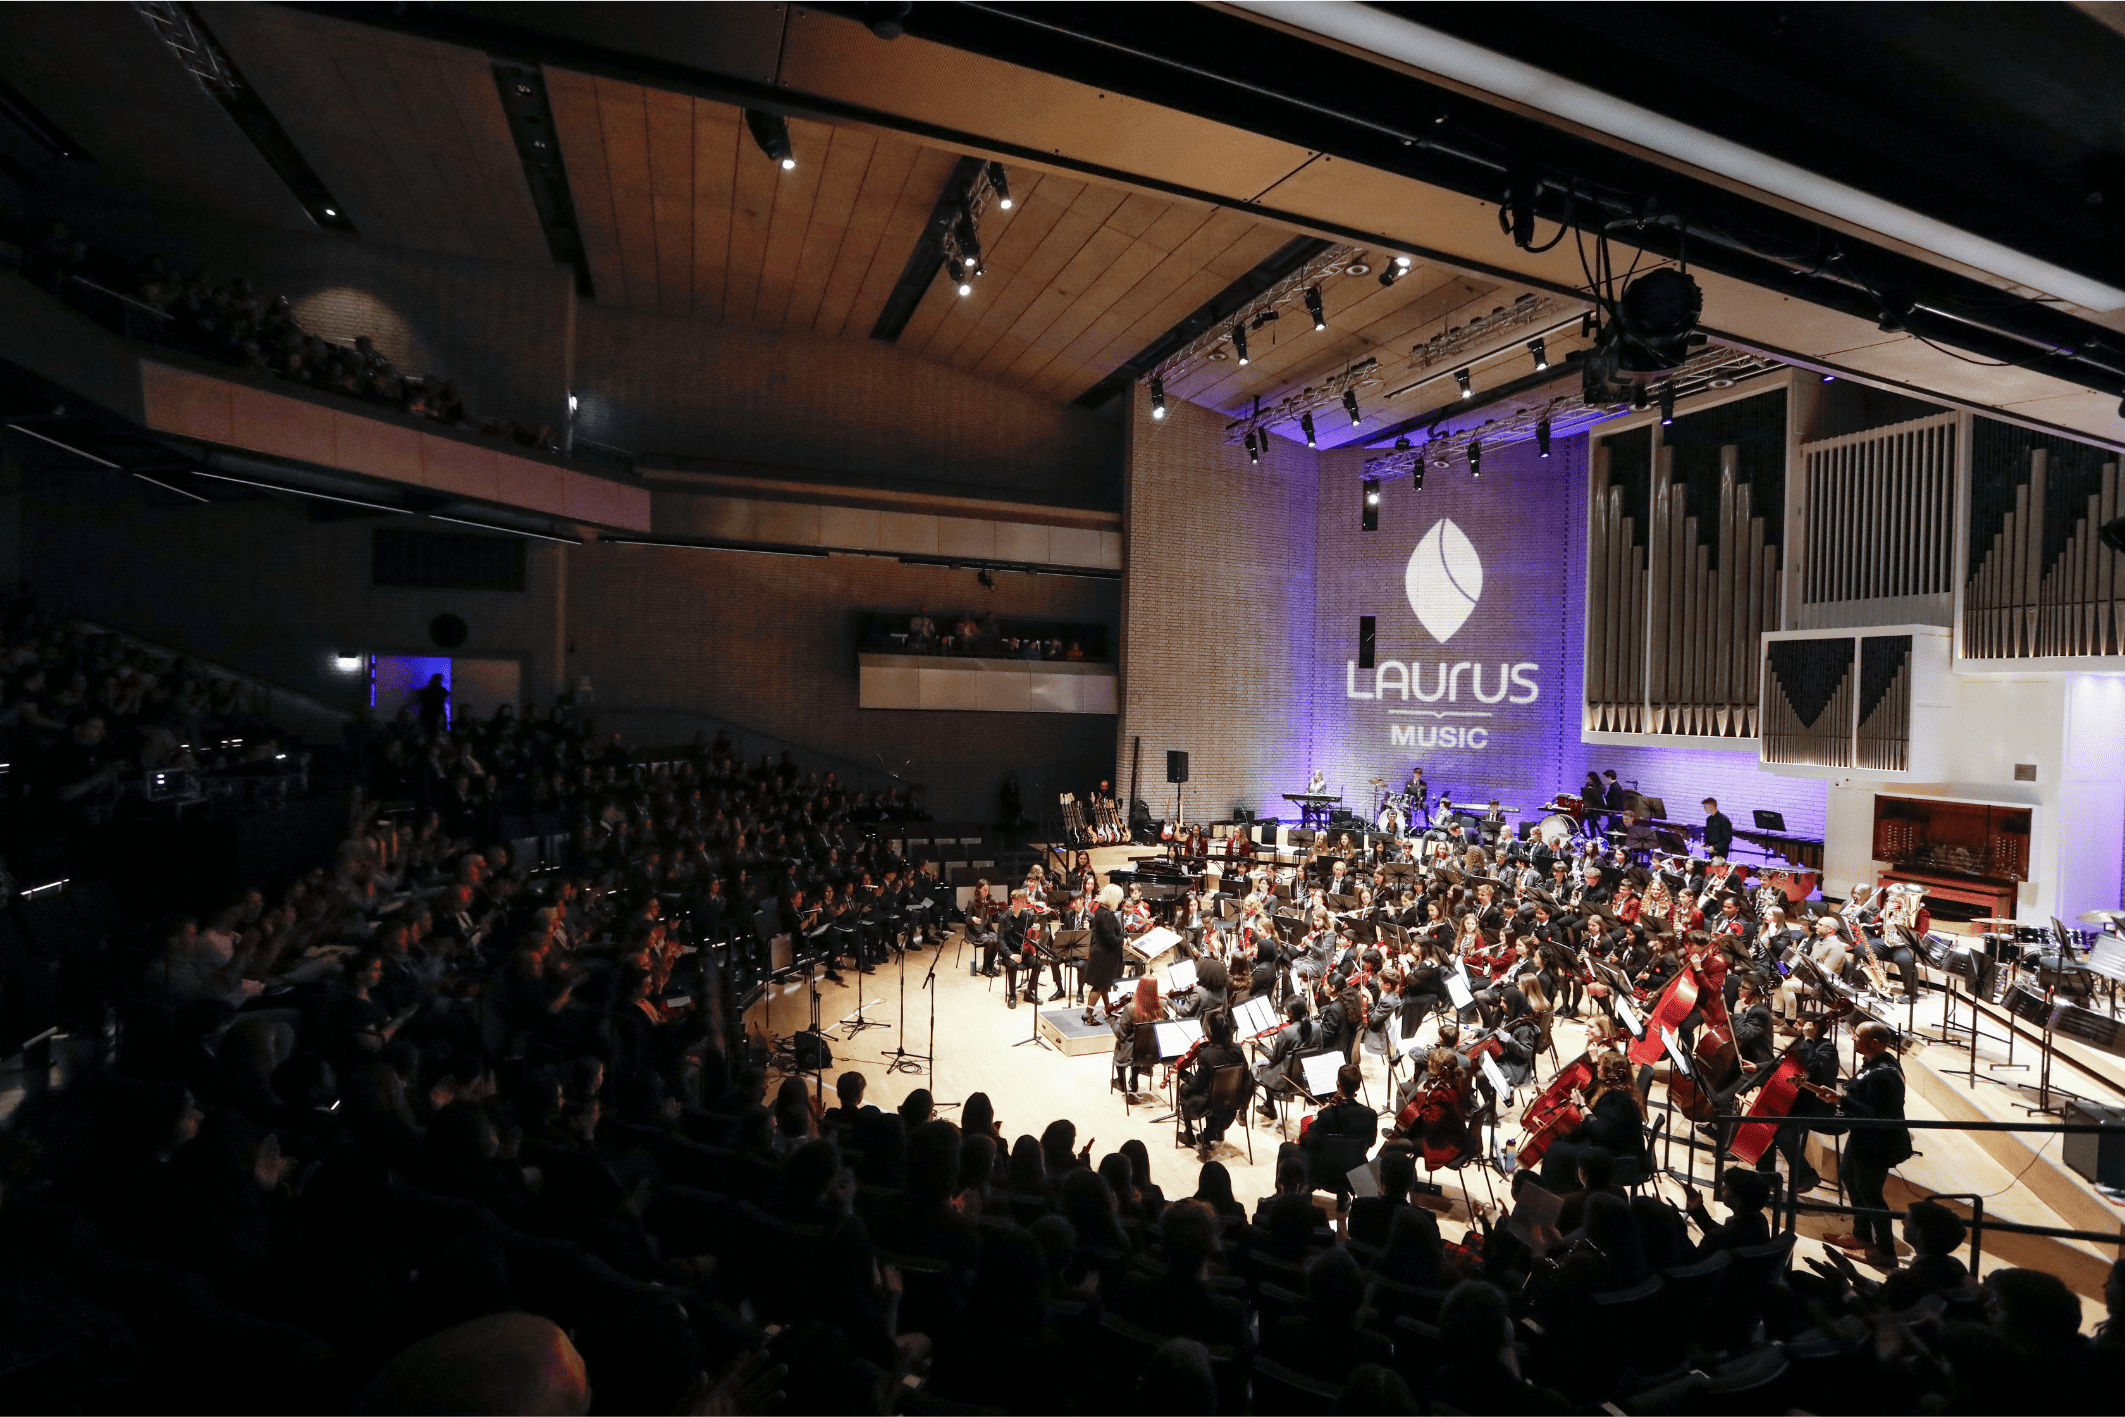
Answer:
[1535,812,1579,849]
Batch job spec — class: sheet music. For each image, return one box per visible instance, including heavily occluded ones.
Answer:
[1445,972,1476,1010]
[1153,1019,1204,1058]
[1505,1181,1564,1256]
[1660,1025,1691,1076]
[1480,1051,1512,1099]
[1395,1013,1427,1057]
[1346,1160,1383,1199]
[1234,994,1279,1037]
[1613,992,1644,1036]
[1300,1051,1344,1098]
[1167,959,1199,992]
[1133,926,1183,961]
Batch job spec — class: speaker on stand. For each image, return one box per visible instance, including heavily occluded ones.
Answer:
[1166,751,1189,830]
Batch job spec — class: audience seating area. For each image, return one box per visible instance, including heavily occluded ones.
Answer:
[2,211,560,453]
[3,592,2123,1413]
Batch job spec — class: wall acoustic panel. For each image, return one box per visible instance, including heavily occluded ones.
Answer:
[859,654,1116,714]
[1963,416,2125,663]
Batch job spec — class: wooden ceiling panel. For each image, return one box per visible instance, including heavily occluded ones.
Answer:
[593,78,660,314]
[839,145,969,334]
[688,102,743,322]
[911,171,1075,365]
[211,7,547,263]
[546,69,630,308]
[750,117,835,328]
[645,89,698,319]
[781,127,878,333]
[811,137,921,338]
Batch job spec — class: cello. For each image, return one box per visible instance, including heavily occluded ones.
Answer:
[1515,1051,1595,1167]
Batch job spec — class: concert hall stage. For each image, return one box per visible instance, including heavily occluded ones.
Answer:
[744,854,2116,1318]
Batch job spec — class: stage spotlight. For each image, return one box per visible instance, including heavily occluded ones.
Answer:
[987,161,1012,209]
[1468,439,1483,478]
[1305,286,1326,331]
[1365,483,1379,505]
[1343,390,1362,426]
[1301,411,1317,448]
[1362,477,1380,531]
[1537,419,1552,458]
[1245,429,1260,463]
[1394,435,1411,450]
[1615,267,1702,371]
[1414,465,1426,491]
[744,109,796,169]
[955,260,972,298]
[1232,323,1249,365]
[1529,337,1548,371]
[1454,368,1472,399]
[1659,382,1676,425]
[1379,257,1410,289]
[1150,375,1166,420]
[1396,255,1413,268]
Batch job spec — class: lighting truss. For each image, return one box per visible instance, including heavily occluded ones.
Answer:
[939,161,1006,289]
[133,2,240,98]
[1407,293,1581,371]
[1222,357,1382,446]
[1154,244,1369,388]
[1361,342,1783,479]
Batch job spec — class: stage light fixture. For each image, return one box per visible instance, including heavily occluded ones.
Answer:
[1232,323,1249,364]
[1305,286,1326,331]
[744,110,796,170]
[1343,390,1361,426]
[1150,376,1166,420]
[1468,440,1482,477]
[987,161,1012,209]
[1822,372,1837,383]
[1362,478,1380,531]
[1245,430,1260,464]
[1529,337,1548,370]
[1378,263,1403,289]
[333,653,364,672]
[1659,382,1675,425]
[1454,368,1472,399]
[1615,267,1702,371]
[1396,255,1413,268]
[1366,486,1379,505]
[1414,465,1426,491]
[1537,420,1552,458]
[1301,411,1317,448]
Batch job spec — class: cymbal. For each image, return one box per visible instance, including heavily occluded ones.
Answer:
[1969,916,2020,926]
[1366,778,1386,785]
[2078,909,2125,924]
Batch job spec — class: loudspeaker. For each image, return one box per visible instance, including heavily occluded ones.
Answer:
[2063,1100,2125,1186]
[429,612,469,649]
[1167,751,1189,784]
[793,1029,835,1072]
[1359,615,1376,670]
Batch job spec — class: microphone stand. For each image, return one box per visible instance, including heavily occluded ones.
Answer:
[883,927,931,1075]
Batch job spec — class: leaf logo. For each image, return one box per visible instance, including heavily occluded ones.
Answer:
[1405,518,1484,643]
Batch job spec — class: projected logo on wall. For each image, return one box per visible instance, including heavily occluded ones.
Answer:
[1405,518,1483,642]
[1347,515,1542,751]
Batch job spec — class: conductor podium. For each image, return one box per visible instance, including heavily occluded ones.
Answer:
[1036,1007,1115,1056]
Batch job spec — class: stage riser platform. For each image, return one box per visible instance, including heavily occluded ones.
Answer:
[1037,1007,1116,1056]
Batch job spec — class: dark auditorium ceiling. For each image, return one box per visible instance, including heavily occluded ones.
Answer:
[2,3,2121,450]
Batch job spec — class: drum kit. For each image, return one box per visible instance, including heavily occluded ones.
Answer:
[1369,778,1422,835]
[1534,792,1595,849]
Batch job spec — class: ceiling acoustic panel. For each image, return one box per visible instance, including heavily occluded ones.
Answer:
[209,6,547,263]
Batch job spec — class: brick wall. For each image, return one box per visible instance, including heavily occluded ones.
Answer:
[1118,391,1319,818]
[573,303,1123,511]
[565,543,1118,819]
[19,463,563,714]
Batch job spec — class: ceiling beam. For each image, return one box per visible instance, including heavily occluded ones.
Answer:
[490,60,595,296]
[870,154,984,342]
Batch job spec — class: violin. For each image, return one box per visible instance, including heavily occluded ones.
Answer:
[1161,1034,1208,1090]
